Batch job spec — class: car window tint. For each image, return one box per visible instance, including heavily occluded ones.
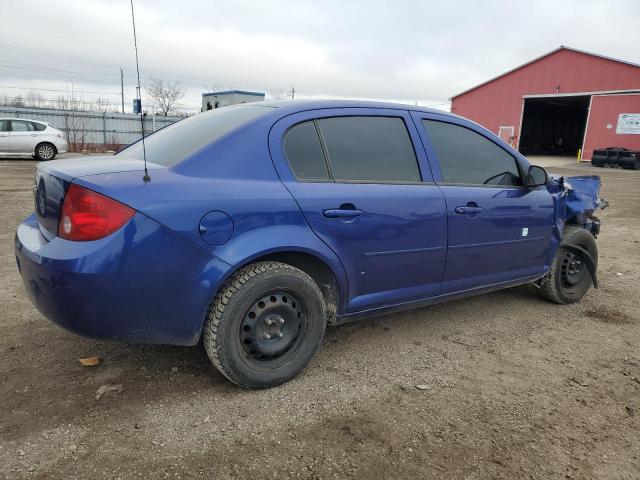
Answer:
[117,105,271,167]
[318,116,420,183]
[11,121,30,132]
[283,121,329,180]
[32,122,46,131]
[0,120,9,132]
[422,120,522,186]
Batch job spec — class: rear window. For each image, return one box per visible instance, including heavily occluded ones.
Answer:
[317,116,420,183]
[117,105,270,167]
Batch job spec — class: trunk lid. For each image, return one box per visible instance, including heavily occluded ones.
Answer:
[34,156,162,240]
[34,168,69,240]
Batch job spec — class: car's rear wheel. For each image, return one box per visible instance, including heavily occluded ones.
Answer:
[203,261,326,389]
[35,142,57,161]
[538,224,598,304]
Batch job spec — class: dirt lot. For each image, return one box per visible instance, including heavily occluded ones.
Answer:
[1,157,638,479]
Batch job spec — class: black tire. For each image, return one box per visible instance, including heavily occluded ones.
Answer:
[538,225,598,304]
[203,261,326,389]
[34,142,57,161]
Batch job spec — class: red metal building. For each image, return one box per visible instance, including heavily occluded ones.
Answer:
[450,46,640,160]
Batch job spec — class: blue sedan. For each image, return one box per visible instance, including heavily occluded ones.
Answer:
[15,100,602,388]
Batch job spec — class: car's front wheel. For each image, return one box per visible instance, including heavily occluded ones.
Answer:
[35,142,57,161]
[538,224,598,304]
[203,261,327,389]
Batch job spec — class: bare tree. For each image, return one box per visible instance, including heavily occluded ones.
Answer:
[66,112,87,152]
[12,95,25,107]
[25,90,45,108]
[94,96,110,112]
[145,78,184,116]
[52,95,66,109]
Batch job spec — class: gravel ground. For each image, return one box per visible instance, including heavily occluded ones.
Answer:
[0,157,638,479]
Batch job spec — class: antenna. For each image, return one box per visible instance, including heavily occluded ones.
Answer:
[130,0,150,183]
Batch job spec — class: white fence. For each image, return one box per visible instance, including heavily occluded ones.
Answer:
[0,106,182,148]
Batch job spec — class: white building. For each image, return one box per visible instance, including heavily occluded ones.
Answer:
[202,90,265,111]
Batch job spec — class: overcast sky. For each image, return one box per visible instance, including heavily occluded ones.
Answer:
[1,0,639,112]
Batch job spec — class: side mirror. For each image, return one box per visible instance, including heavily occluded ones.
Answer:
[527,165,548,188]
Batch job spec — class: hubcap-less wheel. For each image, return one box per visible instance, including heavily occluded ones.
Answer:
[538,225,598,305]
[203,261,327,388]
[240,291,304,361]
[37,144,55,160]
[560,251,585,287]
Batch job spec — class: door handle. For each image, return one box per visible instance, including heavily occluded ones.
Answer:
[455,206,483,214]
[323,208,363,218]
[31,134,38,137]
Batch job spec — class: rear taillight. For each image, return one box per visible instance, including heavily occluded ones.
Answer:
[58,184,134,241]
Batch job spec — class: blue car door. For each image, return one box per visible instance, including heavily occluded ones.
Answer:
[269,108,447,313]
[411,112,555,294]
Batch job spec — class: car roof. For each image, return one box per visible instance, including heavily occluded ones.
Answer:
[255,99,454,117]
[0,117,47,124]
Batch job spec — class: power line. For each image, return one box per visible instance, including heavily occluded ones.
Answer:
[0,62,125,85]
[0,94,202,112]
[0,84,121,95]
[0,42,132,70]
[0,42,288,95]
[0,42,294,98]
[0,95,124,106]
[0,40,453,105]
[0,82,202,110]
[0,42,220,86]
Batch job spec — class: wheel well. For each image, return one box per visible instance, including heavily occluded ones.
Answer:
[256,251,339,323]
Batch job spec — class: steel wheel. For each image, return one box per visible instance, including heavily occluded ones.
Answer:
[239,291,306,364]
[203,261,326,389]
[559,250,586,289]
[538,225,598,305]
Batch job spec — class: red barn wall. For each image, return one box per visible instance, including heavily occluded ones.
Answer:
[451,49,640,148]
[582,94,640,159]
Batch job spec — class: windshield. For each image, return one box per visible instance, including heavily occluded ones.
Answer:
[117,105,271,167]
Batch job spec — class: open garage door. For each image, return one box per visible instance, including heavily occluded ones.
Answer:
[518,95,590,156]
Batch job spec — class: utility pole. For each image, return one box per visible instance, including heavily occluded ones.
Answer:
[120,68,125,113]
[291,86,295,99]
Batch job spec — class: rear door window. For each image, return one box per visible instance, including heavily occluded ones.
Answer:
[0,120,9,132]
[32,122,46,131]
[283,121,330,181]
[422,120,522,186]
[317,116,421,183]
[11,121,32,132]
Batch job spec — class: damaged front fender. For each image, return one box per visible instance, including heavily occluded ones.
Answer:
[545,174,606,284]
[551,175,607,224]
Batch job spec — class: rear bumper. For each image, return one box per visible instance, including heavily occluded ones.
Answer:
[53,139,68,154]
[15,213,231,345]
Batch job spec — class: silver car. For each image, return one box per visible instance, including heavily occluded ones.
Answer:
[0,118,68,161]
